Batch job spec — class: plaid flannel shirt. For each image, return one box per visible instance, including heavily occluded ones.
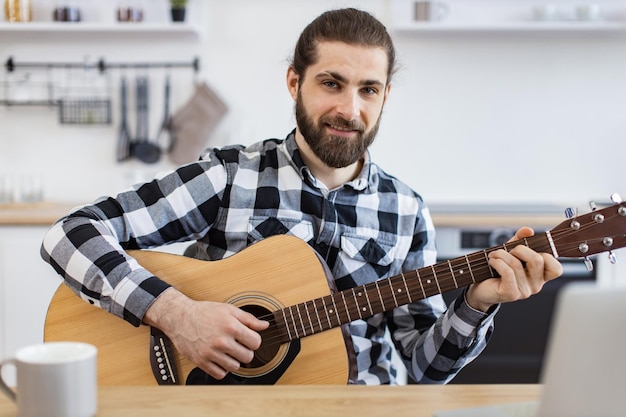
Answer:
[41,130,496,385]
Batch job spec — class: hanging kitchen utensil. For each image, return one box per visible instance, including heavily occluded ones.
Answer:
[115,74,131,162]
[154,72,172,153]
[130,75,161,164]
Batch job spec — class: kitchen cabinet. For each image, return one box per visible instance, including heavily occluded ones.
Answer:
[0,202,191,386]
[0,226,62,384]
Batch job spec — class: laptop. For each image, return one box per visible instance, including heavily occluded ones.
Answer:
[434,282,626,417]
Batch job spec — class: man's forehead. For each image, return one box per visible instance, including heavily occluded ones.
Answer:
[312,41,389,84]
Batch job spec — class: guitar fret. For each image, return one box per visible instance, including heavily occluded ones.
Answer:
[448,257,479,290]
[389,279,399,307]
[377,279,397,312]
[342,288,363,322]
[430,265,443,294]
[483,250,494,276]
[321,296,332,330]
[447,260,459,288]
[282,309,293,341]
[295,304,307,337]
[391,275,411,306]
[352,289,363,319]
[340,291,351,322]
[464,254,476,283]
[288,306,299,339]
[312,298,323,332]
[363,288,373,314]
[358,289,371,316]
[415,269,427,299]
[330,297,341,324]
[401,272,413,303]
[374,280,385,311]
[303,301,314,334]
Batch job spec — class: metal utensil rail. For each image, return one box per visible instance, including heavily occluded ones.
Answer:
[0,56,199,109]
[4,56,200,74]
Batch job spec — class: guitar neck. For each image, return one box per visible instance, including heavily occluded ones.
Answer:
[273,233,553,343]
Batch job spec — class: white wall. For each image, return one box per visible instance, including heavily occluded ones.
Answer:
[1,0,625,210]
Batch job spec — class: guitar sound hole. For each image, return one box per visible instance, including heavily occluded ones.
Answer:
[239,304,280,369]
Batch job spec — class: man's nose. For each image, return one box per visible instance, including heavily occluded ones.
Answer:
[335,91,360,120]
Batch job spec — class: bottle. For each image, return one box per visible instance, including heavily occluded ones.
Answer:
[117,0,142,22]
[4,0,32,22]
[53,1,81,22]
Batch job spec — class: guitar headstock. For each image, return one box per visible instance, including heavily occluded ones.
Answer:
[550,199,626,259]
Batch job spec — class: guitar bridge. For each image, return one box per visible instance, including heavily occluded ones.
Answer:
[149,327,180,385]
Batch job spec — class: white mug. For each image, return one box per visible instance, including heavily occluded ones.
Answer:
[576,3,601,21]
[0,342,97,417]
[414,1,449,21]
[533,4,559,21]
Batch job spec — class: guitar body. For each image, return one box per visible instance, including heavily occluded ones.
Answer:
[44,235,353,385]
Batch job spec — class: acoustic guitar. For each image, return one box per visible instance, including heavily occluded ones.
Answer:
[44,201,626,385]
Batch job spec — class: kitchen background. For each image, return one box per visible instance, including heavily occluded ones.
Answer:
[1,0,624,207]
[1,0,626,384]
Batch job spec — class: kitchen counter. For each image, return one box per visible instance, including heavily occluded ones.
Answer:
[429,203,567,228]
[431,212,565,228]
[0,201,79,226]
[0,201,568,228]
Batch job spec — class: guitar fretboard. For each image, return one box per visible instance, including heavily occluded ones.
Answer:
[273,233,552,343]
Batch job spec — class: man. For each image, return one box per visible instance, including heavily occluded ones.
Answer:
[41,8,562,385]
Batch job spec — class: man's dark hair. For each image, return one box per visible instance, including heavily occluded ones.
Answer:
[291,8,397,85]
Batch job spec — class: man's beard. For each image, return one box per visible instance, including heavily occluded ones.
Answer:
[295,92,382,168]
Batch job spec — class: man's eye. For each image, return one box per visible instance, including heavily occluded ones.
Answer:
[323,81,338,88]
[362,87,377,95]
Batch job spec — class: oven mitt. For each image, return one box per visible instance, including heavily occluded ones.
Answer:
[168,82,228,165]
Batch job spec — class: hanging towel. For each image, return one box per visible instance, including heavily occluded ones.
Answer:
[168,82,228,164]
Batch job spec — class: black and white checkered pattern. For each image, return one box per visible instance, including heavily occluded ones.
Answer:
[41,131,495,385]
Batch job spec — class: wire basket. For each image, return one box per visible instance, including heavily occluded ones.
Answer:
[58,98,112,124]
[56,65,113,125]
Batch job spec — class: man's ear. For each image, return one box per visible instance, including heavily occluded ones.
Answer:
[286,66,300,100]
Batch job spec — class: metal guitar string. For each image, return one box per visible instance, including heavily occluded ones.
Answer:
[246,209,622,348]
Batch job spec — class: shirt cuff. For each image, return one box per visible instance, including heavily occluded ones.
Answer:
[447,288,499,335]
[462,287,500,320]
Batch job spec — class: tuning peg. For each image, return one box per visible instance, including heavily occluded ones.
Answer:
[589,201,598,211]
[564,207,576,219]
[583,257,594,272]
[609,251,618,264]
[611,193,623,204]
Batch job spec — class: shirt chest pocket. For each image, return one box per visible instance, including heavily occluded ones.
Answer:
[247,217,314,243]
[341,235,396,266]
[337,235,396,285]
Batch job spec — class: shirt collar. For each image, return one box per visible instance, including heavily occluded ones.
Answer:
[284,129,375,193]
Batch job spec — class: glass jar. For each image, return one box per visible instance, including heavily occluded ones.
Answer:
[117,0,142,22]
[53,2,81,22]
[4,0,32,22]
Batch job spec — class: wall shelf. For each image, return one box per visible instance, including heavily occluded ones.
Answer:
[0,22,201,39]
[392,21,626,35]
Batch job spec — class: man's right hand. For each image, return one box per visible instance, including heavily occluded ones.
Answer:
[143,287,270,380]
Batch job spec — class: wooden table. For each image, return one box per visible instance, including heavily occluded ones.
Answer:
[0,384,541,417]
